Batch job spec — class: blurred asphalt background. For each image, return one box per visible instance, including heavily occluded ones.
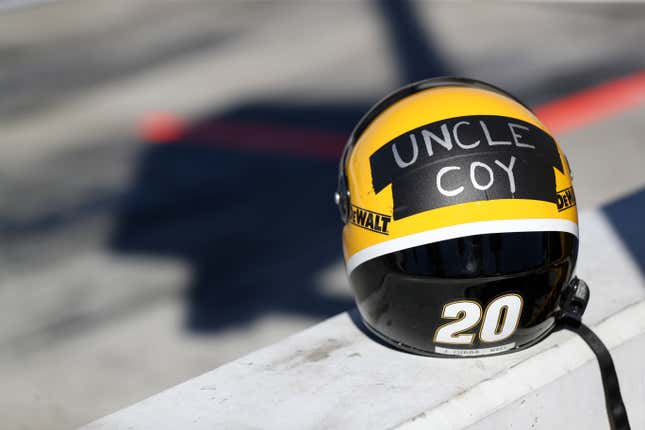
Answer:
[0,1,644,429]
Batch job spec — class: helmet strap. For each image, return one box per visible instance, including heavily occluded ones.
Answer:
[558,278,631,430]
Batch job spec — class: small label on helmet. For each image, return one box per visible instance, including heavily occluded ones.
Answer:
[556,187,576,211]
[435,343,515,357]
[350,204,391,235]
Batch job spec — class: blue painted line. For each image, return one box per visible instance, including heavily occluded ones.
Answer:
[603,187,645,274]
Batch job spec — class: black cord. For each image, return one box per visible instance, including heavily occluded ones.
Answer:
[564,322,631,430]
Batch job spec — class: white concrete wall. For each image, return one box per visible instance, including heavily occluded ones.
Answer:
[82,210,645,430]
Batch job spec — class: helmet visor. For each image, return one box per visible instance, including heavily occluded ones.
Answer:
[350,231,578,356]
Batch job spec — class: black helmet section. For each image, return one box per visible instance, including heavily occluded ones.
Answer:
[350,231,578,356]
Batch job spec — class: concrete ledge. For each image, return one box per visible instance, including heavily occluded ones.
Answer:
[82,211,644,430]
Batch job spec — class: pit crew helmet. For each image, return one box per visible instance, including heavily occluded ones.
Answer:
[335,77,581,357]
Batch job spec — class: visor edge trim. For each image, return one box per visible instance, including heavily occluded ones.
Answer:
[346,218,579,275]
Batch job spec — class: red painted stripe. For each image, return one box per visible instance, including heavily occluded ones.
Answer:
[185,120,347,159]
[140,70,645,158]
[139,113,347,159]
[139,112,187,143]
[535,70,645,134]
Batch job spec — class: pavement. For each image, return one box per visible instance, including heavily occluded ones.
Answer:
[0,1,643,429]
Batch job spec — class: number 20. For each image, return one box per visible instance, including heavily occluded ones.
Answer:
[433,294,523,344]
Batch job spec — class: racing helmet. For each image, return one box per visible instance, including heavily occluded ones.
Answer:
[335,77,581,357]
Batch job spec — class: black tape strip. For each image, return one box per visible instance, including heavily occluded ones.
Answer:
[368,115,564,220]
[565,322,631,430]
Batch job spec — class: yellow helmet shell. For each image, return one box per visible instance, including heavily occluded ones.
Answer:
[339,78,577,274]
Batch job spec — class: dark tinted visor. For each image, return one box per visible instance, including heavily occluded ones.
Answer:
[392,231,577,278]
[350,231,578,356]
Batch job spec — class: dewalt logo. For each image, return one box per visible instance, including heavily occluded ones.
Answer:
[556,187,576,212]
[350,205,391,235]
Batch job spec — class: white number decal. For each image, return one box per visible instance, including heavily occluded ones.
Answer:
[433,294,523,345]
[479,294,523,343]
[433,301,482,344]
